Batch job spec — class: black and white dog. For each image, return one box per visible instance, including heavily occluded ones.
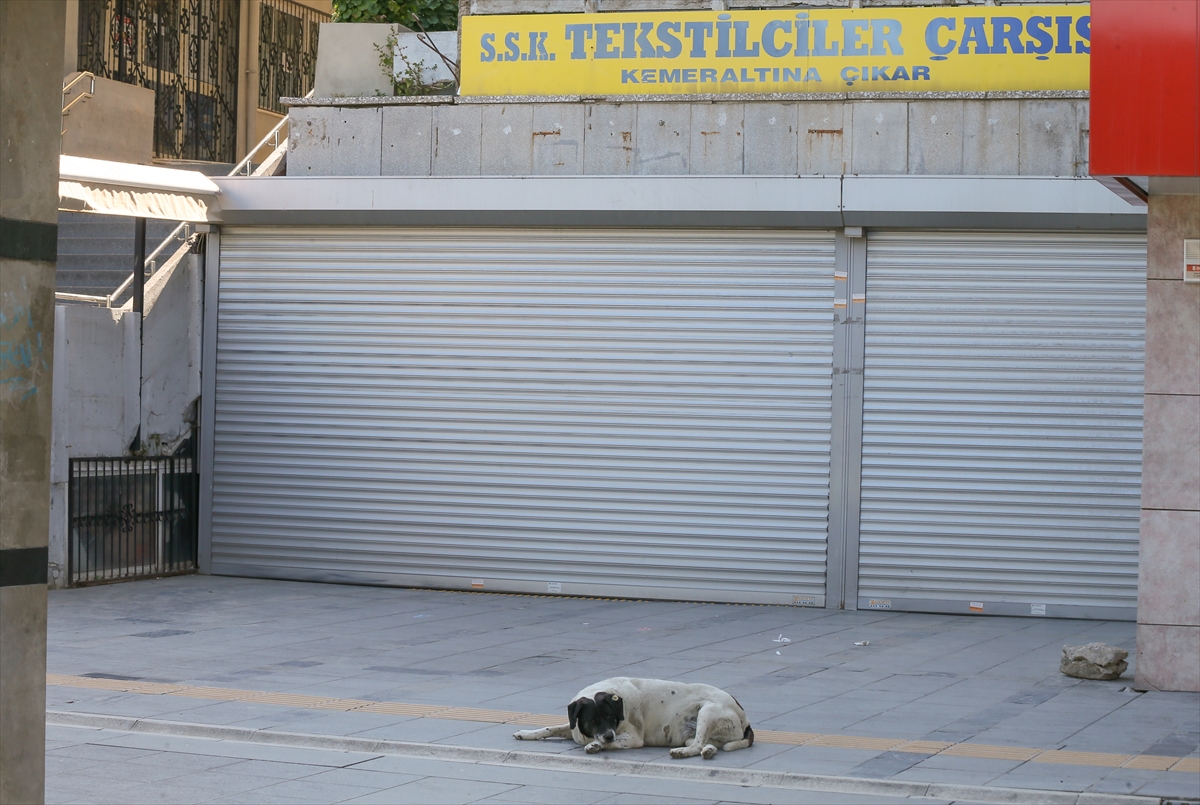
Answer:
[513,677,754,760]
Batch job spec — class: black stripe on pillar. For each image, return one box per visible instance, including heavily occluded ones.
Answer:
[0,547,49,587]
[0,217,58,263]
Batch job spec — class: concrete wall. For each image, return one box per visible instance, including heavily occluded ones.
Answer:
[288,98,1089,178]
[140,250,203,454]
[1,2,66,802]
[313,22,396,99]
[1136,192,1200,692]
[61,72,156,164]
[48,305,139,588]
[48,249,203,589]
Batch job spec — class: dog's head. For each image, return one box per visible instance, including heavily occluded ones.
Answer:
[567,691,624,744]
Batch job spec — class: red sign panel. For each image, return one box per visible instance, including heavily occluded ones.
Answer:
[1090,0,1200,177]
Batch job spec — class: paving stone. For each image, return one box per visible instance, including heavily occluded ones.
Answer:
[49,742,162,763]
[891,767,1000,786]
[216,759,327,781]
[251,778,377,802]
[342,776,518,804]
[847,750,928,779]
[907,754,1023,774]
[45,576,1200,804]
[476,783,615,804]
[199,794,313,805]
[88,730,382,768]
[350,716,494,743]
[986,763,1111,792]
[1127,773,1200,800]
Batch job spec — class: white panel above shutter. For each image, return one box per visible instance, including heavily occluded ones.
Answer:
[211,228,835,605]
[857,231,1146,619]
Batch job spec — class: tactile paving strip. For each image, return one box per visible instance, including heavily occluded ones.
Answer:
[46,673,1198,773]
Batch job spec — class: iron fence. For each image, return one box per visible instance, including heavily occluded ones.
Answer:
[259,0,325,115]
[77,0,241,163]
[68,455,198,586]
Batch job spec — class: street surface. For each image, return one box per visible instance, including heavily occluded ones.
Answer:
[45,576,1200,804]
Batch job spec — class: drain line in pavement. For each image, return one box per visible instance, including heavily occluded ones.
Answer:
[46,711,1163,805]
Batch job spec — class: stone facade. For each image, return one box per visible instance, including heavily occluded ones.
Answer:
[288,97,1089,178]
[1136,192,1200,692]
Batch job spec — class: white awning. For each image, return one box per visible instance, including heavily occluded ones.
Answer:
[59,155,221,222]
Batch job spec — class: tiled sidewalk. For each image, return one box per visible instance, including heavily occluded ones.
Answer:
[45,721,945,805]
[45,672,1200,774]
[47,576,1200,804]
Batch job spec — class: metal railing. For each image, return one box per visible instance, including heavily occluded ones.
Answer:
[258,0,326,115]
[76,0,241,163]
[61,71,96,135]
[55,93,305,307]
[68,455,198,586]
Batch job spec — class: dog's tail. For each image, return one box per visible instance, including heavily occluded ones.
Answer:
[721,725,754,752]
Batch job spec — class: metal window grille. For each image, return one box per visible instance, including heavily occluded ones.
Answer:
[77,0,241,163]
[259,0,326,115]
[68,456,199,586]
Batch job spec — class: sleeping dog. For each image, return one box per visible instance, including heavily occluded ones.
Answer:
[513,677,754,759]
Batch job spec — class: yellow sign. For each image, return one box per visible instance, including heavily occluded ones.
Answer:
[460,5,1090,96]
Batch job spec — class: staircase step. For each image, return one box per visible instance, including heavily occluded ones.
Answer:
[56,211,186,298]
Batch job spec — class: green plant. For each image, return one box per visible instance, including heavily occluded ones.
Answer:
[332,0,457,31]
[375,29,456,96]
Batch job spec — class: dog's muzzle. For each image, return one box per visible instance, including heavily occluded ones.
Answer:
[600,730,616,743]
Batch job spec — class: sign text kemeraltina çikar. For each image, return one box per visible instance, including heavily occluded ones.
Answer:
[460,5,1090,97]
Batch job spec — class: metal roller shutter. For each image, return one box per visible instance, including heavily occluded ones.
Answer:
[857,231,1146,619]
[211,227,836,604]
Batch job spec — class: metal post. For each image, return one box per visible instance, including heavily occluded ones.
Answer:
[133,217,146,313]
[133,217,145,455]
[156,462,164,573]
[116,0,128,82]
[826,229,868,611]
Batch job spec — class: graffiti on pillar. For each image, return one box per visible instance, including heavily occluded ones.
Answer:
[0,277,50,403]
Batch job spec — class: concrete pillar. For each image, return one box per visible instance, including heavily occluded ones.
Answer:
[236,0,262,162]
[1135,189,1200,692]
[63,0,78,77]
[1,2,66,802]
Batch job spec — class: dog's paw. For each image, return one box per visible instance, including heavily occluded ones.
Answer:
[585,742,603,754]
[701,744,717,760]
[669,747,688,759]
[512,731,527,740]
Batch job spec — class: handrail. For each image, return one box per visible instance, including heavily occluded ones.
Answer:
[58,90,312,307]
[105,224,191,304]
[229,88,312,177]
[63,71,96,96]
[61,72,96,135]
[56,291,109,304]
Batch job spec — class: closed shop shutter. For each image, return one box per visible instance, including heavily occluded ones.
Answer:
[857,231,1146,619]
[211,227,836,605]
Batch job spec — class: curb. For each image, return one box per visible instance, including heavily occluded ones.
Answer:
[47,711,1163,805]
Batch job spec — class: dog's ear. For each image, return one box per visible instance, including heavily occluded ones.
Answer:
[567,698,585,730]
[595,691,624,724]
